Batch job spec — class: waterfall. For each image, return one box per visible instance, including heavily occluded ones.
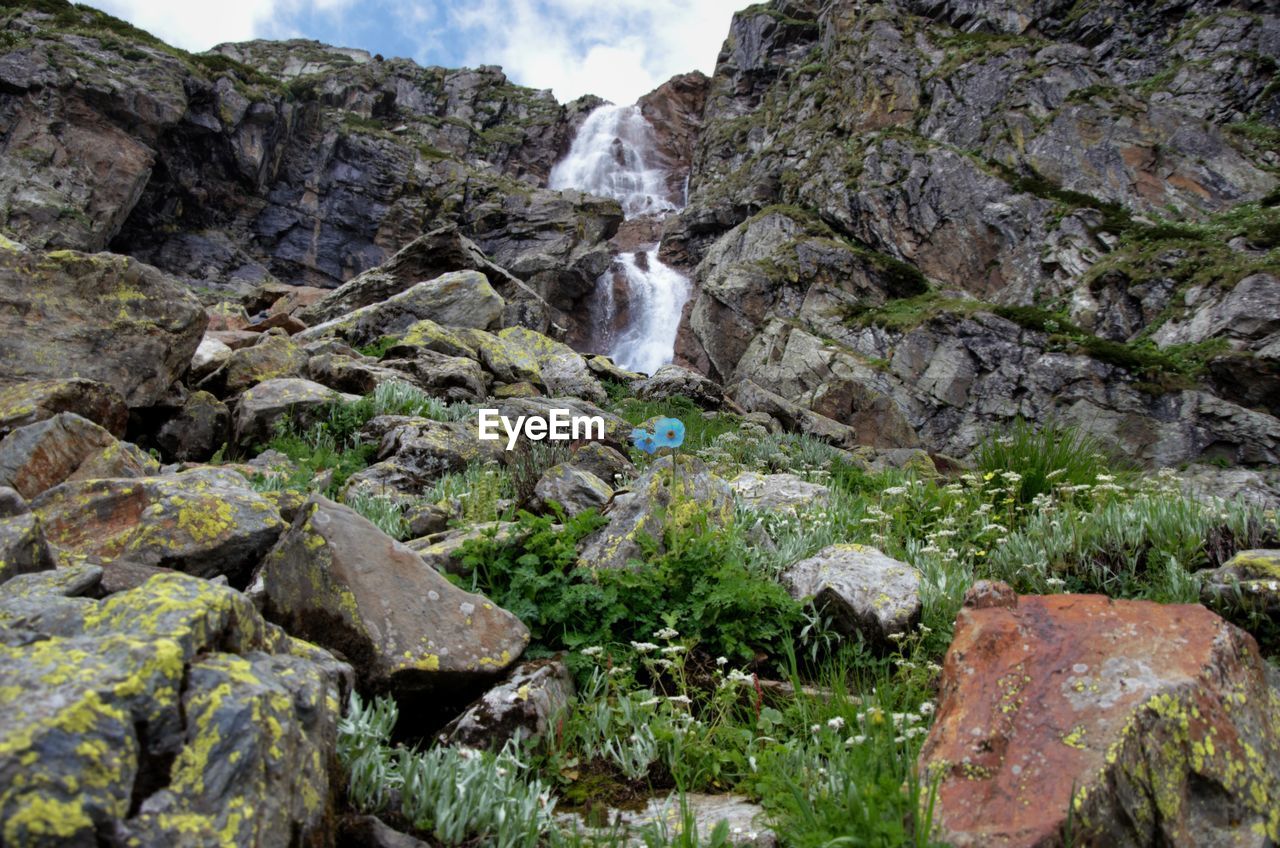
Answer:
[549,104,691,375]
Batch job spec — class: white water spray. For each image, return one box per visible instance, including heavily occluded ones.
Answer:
[550,104,690,374]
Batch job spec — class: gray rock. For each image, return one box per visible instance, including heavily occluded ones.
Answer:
[731,472,830,514]
[438,659,575,749]
[569,442,635,487]
[534,464,613,516]
[260,496,529,693]
[0,512,56,585]
[580,457,733,570]
[232,377,349,449]
[1199,549,1280,624]
[0,247,206,408]
[0,486,26,518]
[0,378,129,438]
[558,793,775,847]
[782,544,922,648]
[155,391,231,462]
[635,364,724,409]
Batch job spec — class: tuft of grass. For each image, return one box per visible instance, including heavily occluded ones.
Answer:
[974,418,1119,504]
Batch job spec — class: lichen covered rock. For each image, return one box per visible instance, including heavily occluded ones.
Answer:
[0,412,159,499]
[0,571,350,848]
[533,463,612,516]
[920,588,1280,847]
[0,379,129,438]
[30,469,286,585]
[260,496,529,694]
[0,512,55,585]
[437,658,575,749]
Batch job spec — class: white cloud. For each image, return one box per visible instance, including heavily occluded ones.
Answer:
[85,0,354,51]
[449,0,744,104]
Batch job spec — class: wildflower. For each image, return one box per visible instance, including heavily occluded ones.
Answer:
[1001,471,1023,483]
[580,646,604,657]
[1046,577,1066,589]
[1046,468,1066,479]
[827,716,846,731]
[667,695,692,705]
[655,627,679,640]
[894,735,906,744]
[630,641,659,653]
[919,701,936,715]
[640,696,662,707]
[748,756,758,772]
[811,724,823,735]
[846,735,867,746]
[716,656,729,667]
[884,486,909,496]
[661,645,687,655]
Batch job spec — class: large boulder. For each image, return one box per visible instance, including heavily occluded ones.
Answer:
[579,456,733,570]
[343,416,504,498]
[0,247,207,407]
[260,497,529,694]
[437,658,575,749]
[30,469,286,586]
[635,363,725,410]
[0,378,128,438]
[781,544,921,648]
[204,334,308,396]
[497,327,607,404]
[154,391,231,462]
[731,472,831,515]
[0,567,350,847]
[920,584,1280,847]
[1199,549,1280,626]
[0,412,159,499]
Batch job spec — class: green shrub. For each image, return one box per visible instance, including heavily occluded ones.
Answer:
[973,417,1117,503]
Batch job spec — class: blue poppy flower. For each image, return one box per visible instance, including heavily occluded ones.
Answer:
[652,417,686,449]
[630,426,660,455]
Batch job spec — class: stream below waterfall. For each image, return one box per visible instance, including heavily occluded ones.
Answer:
[548,104,690,375]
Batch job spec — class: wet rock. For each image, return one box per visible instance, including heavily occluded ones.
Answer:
[731,472,830,514]
[260,496,529,694]
[781,544,921,648]
[0,512,56,585]
[0,412,160,499]
[635,364,724,410]
[0,378,129,438]
[0,247,206,408]
[437,658,575,749]
[920,592,1280,847]
[154,391,231,462]
[0,570,349,848]
[533,464,613,516]
[232,377,349,450]
[580,456,733,570]
[30,469,286,585]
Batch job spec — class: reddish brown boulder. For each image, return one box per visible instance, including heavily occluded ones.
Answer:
[921,588,1280,847]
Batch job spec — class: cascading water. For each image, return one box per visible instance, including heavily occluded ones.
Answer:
[549,104,690,375]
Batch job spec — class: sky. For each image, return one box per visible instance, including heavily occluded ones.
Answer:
[86,0,746,105]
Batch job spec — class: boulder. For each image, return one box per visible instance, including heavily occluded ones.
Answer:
[0,512,56,584]
[920,586,1280,847]
[154,391,231,462]
[1199,549,1280,624]
[579,456,733,570]
[454,327,544,385]
[0,412,159,499]
[190,336,234,381]
[384,319,479,360]
[301,271,505,346]
[379,350,490,401]
[635,364,724,410]
[0,247,207,407]
[569,442,635,487]
[260,497,529,693]
[557,793,775,847]
[408,522,528,576]
[533,464,613,516]
[0,378,128,438]
[781,544,921,648]
[497,328,607,404]
[0,569,349,848]
[437,658,575,749]
[306,352,412,396]
[232,378,348,449]
[205,334,308,395]
[344,417,503,498]
[0,486,26,517]
[731,472,831,514]
[30,469,286,586]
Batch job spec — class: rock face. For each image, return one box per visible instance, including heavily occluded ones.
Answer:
[920,585,1280,847]
[781,544,921,647]
[260,496,529,694]
[0,246,207,408]
[0,567,350,848]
